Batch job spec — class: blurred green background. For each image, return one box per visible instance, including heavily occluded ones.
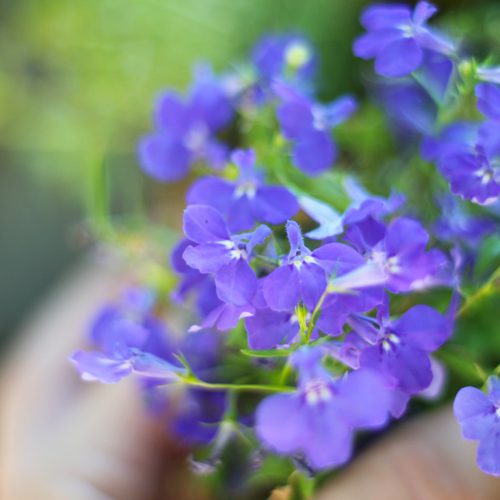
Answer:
[1,0,499,351]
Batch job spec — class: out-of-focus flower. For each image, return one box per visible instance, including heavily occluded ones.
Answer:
[187,149,298,232]
[139,68,233,182]
[423,122,500,205]
[275,83,356,175]
[454,376,500,476]
[353,1,456,78]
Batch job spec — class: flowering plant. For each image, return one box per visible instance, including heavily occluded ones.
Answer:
[72,2,500,496]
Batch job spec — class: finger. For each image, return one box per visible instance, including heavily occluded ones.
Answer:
[315,408,499,500]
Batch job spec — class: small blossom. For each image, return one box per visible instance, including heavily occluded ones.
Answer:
[353,1,455,78]
[263,221,366,312]
[423,122,500,205]
[252,34,316,88]
[344,216,450,292]
[183,205,271,306]
[476,83,500,122]
[350,302,452,396]
[187,149,299,232]
[71,288,183,384]
[255,346,390,469]
[454,376,500,476]
[138,68,232,182]
[275,83,356,175]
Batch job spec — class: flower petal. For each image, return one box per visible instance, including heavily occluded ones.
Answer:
[183,205,230,243]
[375,38,423,78]
[215,258,257,306]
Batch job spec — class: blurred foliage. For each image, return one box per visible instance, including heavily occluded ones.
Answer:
[0,0,368,197]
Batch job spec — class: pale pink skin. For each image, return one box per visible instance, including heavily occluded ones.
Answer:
[1,260,498,500]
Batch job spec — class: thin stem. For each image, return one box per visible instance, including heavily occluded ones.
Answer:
[178,376,295,394]
[305,289,329,343]
[458,265,500,317]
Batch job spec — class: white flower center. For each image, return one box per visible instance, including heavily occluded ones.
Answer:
[304,379,332,406]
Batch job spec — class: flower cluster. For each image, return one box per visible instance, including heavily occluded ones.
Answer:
[72,1,500,491]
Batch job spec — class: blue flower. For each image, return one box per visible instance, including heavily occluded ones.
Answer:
[256,346,390,469]
[187,148,299,232]
[350,302,452,396]
[262,221,366,312]
[71,287,183,383]
[275,83,356,175]
[454,376,500,477]
[182,205,271,306]
[476,83,500,122]
[353,1,455,78]
[138,67,233,182]
[423,122,500,205]
[252,34,316,89]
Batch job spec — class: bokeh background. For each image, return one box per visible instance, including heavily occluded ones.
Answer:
[1,0,499,353]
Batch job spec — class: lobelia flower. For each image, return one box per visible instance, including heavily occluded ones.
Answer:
[262,220,369,312]
[342,216,450,293]
[475,83,500,122]
[170,238,220,318]
[252,34,316,89]
[138,66,232,182]
[244,308,301,350]
[275,83,357,175]
[71,287,184,384]
[376,51,454,137]
[454,376,500,476]
[349,301,452,399]
[145,328,228,445]
[255,346,390,469]
[433,195,496,249]
[353,1,456,78]
[187,148,299,232]
[172,237,255,332]
[182,205,271,307]
[423,122,500,205]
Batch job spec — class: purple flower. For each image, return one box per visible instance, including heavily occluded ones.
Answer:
[434,195,495,249]
[353,2,455,78]
[138,68,232,182]
[454,376,500,476]
[376,52,453,137]
[252,34,316,87]
[262,221,365,312]
[71,288,183,384]
[343,216,450,293]
[350,302,452,395]
[170,238,220,317]
[476,83,500,122]
[171,389,227,445]
[190,302,256,333]
[187,149,299,232]
[423,122,500,205]
[255,346,390,469]
[182,205,271,306]
[244,308,300,350]
[275,83,356,175]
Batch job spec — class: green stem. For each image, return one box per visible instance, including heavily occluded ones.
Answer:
[305,289,329,343]
[178,376,295,394]
[458,265,500,317]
